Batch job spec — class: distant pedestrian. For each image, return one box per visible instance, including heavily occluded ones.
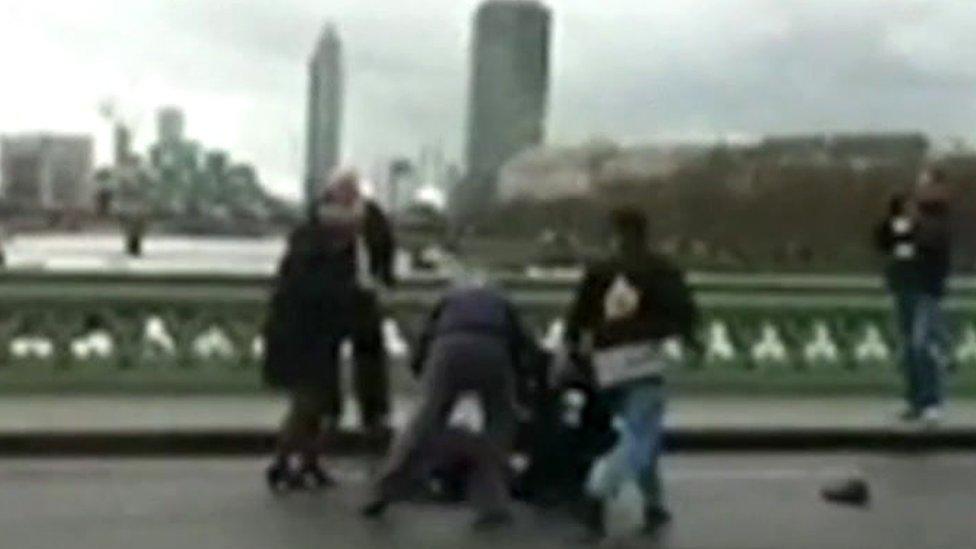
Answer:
[320,170,396,436]
[908,169,953,423]
[361,270,539,529]
[565,208,699,540]
[125,213,147,258]
[875,169,952,425]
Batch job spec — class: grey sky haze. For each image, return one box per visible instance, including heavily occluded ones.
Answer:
[1,0,974,198]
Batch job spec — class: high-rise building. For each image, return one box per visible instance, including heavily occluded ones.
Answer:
[157,107,186,146]
[460,0,551,218]
[305,23,344,208]
[0,134,94,211]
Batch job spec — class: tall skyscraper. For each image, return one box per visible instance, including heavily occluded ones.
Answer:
[460,0,551,219]
[305,23,344,209]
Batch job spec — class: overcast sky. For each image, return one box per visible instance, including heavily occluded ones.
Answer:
[1,0,974,199]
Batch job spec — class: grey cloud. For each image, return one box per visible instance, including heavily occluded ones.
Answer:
[5,0,976,198]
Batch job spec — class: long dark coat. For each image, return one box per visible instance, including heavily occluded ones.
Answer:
[262,223,357,389]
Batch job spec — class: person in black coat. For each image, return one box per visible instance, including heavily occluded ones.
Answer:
[322,171,396,434]
[263,211,359,490]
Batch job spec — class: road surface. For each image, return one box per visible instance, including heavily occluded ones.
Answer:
[1,453,974,548]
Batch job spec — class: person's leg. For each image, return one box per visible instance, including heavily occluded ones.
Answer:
[352,290,390,430]
[463,437,513,529]
[478,354,518,454]
[367,344,459,511]
[269,389,321,489]
[913,295,945,410]
[321,338,344,433]
[895,292,923,414]
[278,390,320,459]
[629,384,669,530]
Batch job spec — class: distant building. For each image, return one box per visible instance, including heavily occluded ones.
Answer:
[305,23,344,208]
[498,143,703,202]
[157,107,186,146]
[460,1,551,216]
[0,134,94,211]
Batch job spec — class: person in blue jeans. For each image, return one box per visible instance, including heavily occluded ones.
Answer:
[907,173,953,423]
[876,171,952,423]
[564,208,698,539]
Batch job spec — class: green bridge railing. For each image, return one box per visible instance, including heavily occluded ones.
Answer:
[1,271,975,394]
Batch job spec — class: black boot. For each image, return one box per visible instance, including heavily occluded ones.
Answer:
[576,496,605,543]
[265,459,297,493]
[643,505,672,534]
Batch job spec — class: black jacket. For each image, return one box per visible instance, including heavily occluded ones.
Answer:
[362,201,396,287]
[565,249,699,352]
[873,214,918,293]
[915,202,952,297]
[262,223,357,389]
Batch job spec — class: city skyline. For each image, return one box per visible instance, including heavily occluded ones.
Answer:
[1,1,975,200]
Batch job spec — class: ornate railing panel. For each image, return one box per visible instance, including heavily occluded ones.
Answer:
[1,271,975,392]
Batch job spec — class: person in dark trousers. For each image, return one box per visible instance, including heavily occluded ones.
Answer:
[907,170,953,424]
[125,213,147,258]
[262,204,360,491]
[874,192,923,421]
[874,170,952,425]
[321,170,396,435]
[362,272,539,530]
[565,208,699,540]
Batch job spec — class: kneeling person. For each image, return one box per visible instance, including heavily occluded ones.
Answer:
[362,274,538,528]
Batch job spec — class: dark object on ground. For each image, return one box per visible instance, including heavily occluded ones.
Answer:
[513,376,616,507]
[821,477,871,507]
[265,460,336,493]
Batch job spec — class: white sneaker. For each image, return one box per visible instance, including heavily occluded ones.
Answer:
[921,406,943,427]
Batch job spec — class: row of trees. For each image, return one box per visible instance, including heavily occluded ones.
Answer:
[480,149,976,272]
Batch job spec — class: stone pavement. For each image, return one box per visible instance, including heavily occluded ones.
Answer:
[2,395,976,454]
[2,394,976,432]
[0,453,974,549]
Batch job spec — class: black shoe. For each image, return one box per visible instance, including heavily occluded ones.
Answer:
[298,463,337,490]
[360,499,389,519]
[576,497,605,542]
[265,460,296,493]
[821,478,870,507]
[643,505,672,534]
[471,510,513,532]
